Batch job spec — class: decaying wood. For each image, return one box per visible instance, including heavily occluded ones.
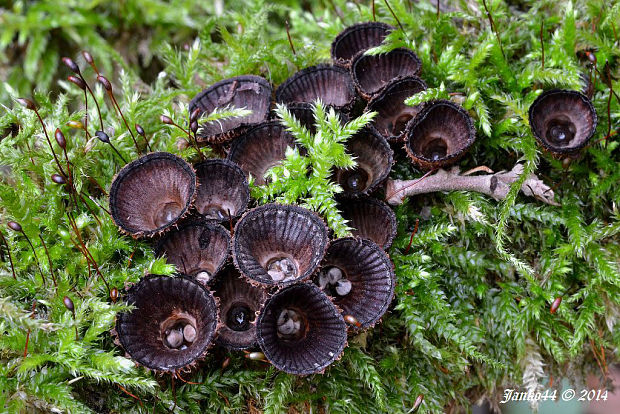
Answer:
[385,164,559,206]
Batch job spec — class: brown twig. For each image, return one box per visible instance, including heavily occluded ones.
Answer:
[462,165,494,176]
[385,164,559,206]
[384,169,435,202]
[599,342,608,376]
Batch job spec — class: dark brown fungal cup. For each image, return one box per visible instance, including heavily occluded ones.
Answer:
[528,89,597,155]
[227,121,298,186]
[275,65,358,113]
[155,221,230,285]
[331,22,395,67]
[351,48,422,100]
[189,75,272,145]
[332,128,393,196]
[367,76,427,143]
[109,152,196,238]
[317,238,395,329]
[114,275,219,372]
[232,203,329,287]
[212,266,267,350]
[404,100,476,170]
[256,283,347,375]
[339,197,397,249]
[194,159,249,221]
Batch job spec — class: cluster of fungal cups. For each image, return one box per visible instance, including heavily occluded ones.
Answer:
[112,188,394,374]
[111,22,598,376]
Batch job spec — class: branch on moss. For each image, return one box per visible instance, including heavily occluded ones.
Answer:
[385,164,559,206]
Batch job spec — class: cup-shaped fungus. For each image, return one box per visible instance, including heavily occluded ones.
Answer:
[227,121,298,186]
[404,100,476,170]
[155,220,230,285]
[109,152,196,238]
[332,128,393,196]
[114,275,219,372]
[212,266,268,350]
[232,204,329,286]
[528,89,597,155]
[256,283,347,374]
[366,76,427,143]
[351,48,422,99]
[194,159,249,221]
[317,238,395,329]
[338,196,397,249]
[331,22,395,67]
[275,65,358,113]
[189,75,272,145]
